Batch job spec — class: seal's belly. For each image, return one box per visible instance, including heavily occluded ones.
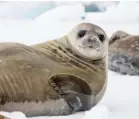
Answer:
[0,99,71,117]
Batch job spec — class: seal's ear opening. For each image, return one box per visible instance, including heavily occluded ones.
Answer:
[49,74,92,95]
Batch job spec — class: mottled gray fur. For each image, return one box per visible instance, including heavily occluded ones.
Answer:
[109,52,139,75]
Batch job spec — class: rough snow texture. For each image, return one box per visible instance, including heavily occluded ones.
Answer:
[0,1,56,20]
[35,4,85,22]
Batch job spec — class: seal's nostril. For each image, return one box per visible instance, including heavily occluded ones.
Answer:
[88,39,91,42]
[88,38,94,43]
[88,38,97,43]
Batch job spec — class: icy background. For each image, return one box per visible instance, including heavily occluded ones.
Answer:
[0,1,139,119]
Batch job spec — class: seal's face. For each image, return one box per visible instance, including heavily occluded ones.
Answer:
[68,23,108,60]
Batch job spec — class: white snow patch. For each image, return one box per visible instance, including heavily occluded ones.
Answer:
[86,1,139,23]
[82,105,109,119]
[35,4,85,22]
[0,1,56,20]
[102,1,139,22]
[0,111,26,119]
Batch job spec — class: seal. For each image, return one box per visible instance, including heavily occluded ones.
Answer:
[0,115,9,119]
[109,30,139,75]
[0,23,108,117]
[109,30,130,45]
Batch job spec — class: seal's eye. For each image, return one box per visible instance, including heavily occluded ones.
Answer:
[98,34,105,42]
[78,30,87,38]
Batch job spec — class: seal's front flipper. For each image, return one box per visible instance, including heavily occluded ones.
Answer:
[49,74,94,113]
[62,91,82,112]
[63,91,95,111]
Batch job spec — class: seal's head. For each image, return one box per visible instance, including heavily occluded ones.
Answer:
[67,23,108,60]
[109,30,130,45]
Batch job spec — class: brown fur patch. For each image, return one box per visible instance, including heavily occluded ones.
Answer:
[109,36,139,56]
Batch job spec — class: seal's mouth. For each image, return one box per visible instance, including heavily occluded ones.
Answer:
[79,45,100,51]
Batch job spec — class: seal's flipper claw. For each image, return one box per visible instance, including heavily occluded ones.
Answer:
[63,91,95,112]
[62,92,82,112]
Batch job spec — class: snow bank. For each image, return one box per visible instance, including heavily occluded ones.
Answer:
[104,1,139,21]
[101,1,139,22]
[0,1,56,20]
[35,4,85,22]
[86,1,139,23]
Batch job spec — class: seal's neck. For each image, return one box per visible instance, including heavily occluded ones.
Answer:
[32,36,69,51]
[32,36,106,67]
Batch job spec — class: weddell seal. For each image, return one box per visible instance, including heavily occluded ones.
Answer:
[109,30,139,75]
[0,115,8,119]
[109,30,130,45]
[0,23,108,117]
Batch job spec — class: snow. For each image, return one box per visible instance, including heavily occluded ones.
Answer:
[104,1,139,22]
[82,105,109,119]
[35,4,85,22]
[0,1,56,20]
[86,1,139,23]
[1,2,139,119]
[0,111,26,119]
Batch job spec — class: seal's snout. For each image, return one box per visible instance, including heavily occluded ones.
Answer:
[82,36,100,50]
[87,37,98,45]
